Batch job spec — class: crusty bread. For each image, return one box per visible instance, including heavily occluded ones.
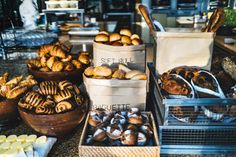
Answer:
[95,34,109,42]
[109,33,121,42]
[125,70,142,79]
[120,29,132,37]
[121,36,131,45]
[93,66,112,77]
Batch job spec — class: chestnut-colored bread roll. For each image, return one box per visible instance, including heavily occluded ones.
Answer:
[112,69,126,80]
[53,89,73,102]
[52,61,64,72]
[112,41,123,46]
[84,67,94,77]
[121,36,131,45]
[120,29,132,37]
[50,45,66,59]
[78,52,90,65]
[46,56,56,69]
[55,101,73,113]
[98,31,109,36]
[58,80,73,90]
[109,33,121,42]
[27,59,41,69]
[72,60,82,69]
[93,66,112,77]
[95,34,109,42]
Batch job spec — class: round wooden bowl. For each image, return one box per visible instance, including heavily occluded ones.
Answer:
[0,98,20,127]
[18,98,89,137]
[28,68,84,84]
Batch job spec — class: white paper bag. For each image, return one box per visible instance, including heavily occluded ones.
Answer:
[153,28,214,74]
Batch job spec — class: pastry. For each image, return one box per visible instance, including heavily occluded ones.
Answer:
[84,67,94,77]
[61,55,72,62]
[50,46,66,59]
[78,52,90,65]
[41,99,55,108]
[109,33,121,42]
[51,61,64,72]
[0,72,9,86]
[40,56,47,67]
[27,59,41,69]
[53,89,72,102]
[121,130,137,146]
[118,64,131,73]
[137,132,147,146]
[98,31,109,36]
[6,86,28,99]
[120,29,132,37]
[25,91,44,107]
[112,41,123,46]
[121,36,131,45]
[106,123,123,140]
[73,85,80,95]
[95,34,109,42]
[55,101,73,113]
[112,70,126,80]
[38,45,54,57]
[72,60,82,69]
[58,80,73,90]
[39,66,50,72]
[63,62,74,71]
[131,39,142,45]
[40,81,57,87]
[93,66,112,77]
[46,56,56,69]
[130,74,147,80]
[39,83,58,95]
[18,99,34,110]
[93,129,107,142]
[35,105,55,114]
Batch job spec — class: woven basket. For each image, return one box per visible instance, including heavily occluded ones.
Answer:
[78,112,160,157]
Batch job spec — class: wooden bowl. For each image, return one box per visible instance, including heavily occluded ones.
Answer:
[0,98,20,127]
[18,98,89,137]
[28,68,84,84]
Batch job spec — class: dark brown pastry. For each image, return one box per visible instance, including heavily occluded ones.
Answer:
[25,91,45,107]
[35,105,55,114]
[18,99,34,110]
[55,101,73,113]
[53,89,73,102]
[58,80,73,90]
[39,83,58,96]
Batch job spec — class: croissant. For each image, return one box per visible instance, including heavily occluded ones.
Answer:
[50,45,66,59]
[18,99,34,110]
[35,106,55,114]
[0,72,9,86]
[46,56,56,69]
[39,66,50,72]
[27,59,41,69]
[0,76,24,97]
[61,55,72,62]
[78,52,90,65]
[38,45,54,57]
[6,86,28,99]
[53,89,72,102]
[39,84,58,95]
[40,56,48,67]
[63,62,75,71]
[25,91,45,107]
[5,76,23,86]
[18,78,37,88]
[52,61,64,72]
[72,60,82,69]
[58,80,73,90]
[55,101,73,113]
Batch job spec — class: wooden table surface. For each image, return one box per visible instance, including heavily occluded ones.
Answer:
[214,35,236,55]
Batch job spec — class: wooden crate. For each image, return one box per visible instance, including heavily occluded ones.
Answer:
[78,112,160,157]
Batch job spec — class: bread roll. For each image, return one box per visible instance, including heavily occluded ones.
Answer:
[46,56,56,69]
[121,36,131,45]
[112,70,126,80]
[130,34,140,40]
[63,62,74,71]
[120,29,132,37]
[52,61,64,72]
[112,41,123,46]
[38,45,54,57]
[132,39,142,45]
[98,31,109,36]
[40,56,47,67]
[95,34,109,42]
[125,70,142,79]
[72,60,82,69]
[61,55,72,62]
[130,74,147,80]
[109,33,121,42]
[118,64,131,73]
[84,67,94,77]
[93,66,112,77]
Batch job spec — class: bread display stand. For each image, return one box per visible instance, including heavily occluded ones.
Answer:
[93,42,146,72]
[78,112,160,157]
[152,28,214,74]
[148,63,236,154]
[83,74,147,111]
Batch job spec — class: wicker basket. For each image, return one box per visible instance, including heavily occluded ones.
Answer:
[78,112,160,157]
